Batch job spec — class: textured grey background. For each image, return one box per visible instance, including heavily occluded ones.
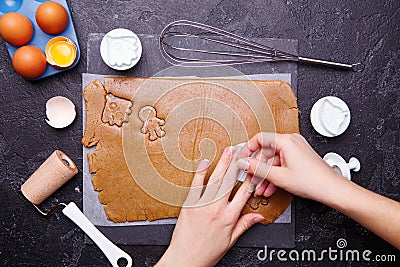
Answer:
[0,0,399,266]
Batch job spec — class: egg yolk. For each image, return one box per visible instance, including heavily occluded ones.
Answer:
[47,40,76,67]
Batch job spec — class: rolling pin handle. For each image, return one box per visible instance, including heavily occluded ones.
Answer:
[62,202,132,267]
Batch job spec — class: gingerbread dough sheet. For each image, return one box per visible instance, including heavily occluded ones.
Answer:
[82,74,299,225]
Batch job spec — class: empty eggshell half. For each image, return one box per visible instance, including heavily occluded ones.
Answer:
[46,96,76,128]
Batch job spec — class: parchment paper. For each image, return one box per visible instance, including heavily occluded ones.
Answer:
[83,34,297,247]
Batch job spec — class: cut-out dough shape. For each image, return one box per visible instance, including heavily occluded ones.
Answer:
[247,196,269,210]
[102,94,133,127]
[138,106,166,141]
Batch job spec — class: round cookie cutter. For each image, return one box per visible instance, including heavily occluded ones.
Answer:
[100,28,142,70]
[310,96,351,137]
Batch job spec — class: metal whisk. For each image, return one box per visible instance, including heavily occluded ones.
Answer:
[159,20,362,71]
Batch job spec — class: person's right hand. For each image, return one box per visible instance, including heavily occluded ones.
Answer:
[236,133,344,204]
[237,132,400,250]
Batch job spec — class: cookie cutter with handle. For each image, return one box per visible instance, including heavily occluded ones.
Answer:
[21,150,132,267]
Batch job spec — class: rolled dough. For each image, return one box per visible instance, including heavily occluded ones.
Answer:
[82,76,299,224]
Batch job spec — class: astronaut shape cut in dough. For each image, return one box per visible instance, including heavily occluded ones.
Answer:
[102,95,133,127]
[139,106,166,141]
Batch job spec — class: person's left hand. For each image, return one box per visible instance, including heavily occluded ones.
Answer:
[156,146,265,267]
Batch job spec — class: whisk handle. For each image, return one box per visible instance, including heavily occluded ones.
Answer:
[298,57,363,72]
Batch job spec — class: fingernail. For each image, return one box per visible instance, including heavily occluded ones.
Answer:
[253,214,265,223]
[248,183,257,193]
[251,176,264,191]
[222,146,234,158]
[237,158,249,171]
[197,159,210,171]
[236,142,246,148]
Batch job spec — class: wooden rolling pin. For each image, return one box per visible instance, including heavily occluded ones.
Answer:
[21,150,78,205]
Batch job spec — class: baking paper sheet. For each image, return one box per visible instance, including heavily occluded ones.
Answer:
[83,34,298,247]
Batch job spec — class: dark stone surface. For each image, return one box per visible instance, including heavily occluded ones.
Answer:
[0,0,399,266]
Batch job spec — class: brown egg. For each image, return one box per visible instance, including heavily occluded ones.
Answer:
[0,12,34,46]
[12,46,47,79]
[36,1,69,34]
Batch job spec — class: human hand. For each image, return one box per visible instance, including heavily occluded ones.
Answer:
[156,146,265,267]
[236,133,344,204]
[237,133,400,250]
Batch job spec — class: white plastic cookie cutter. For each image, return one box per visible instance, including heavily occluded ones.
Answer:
[310,96,351,137]
[100,28,142,70]
[236,143,258,183]
[323,152,361,180]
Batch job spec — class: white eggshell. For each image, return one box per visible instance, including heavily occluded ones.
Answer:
[46,96,76,128]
